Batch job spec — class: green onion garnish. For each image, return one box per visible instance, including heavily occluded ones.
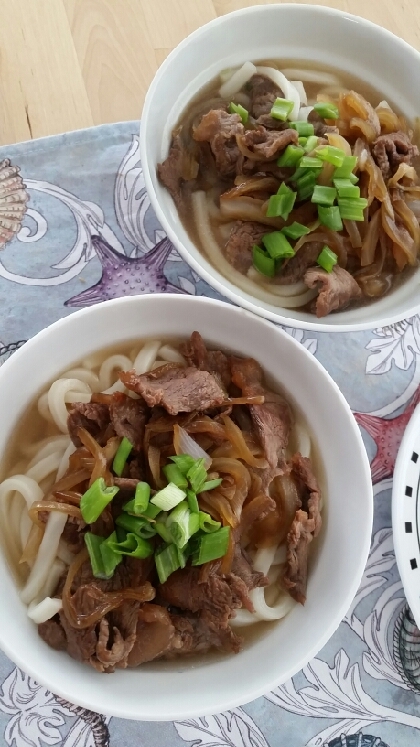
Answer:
[262,231,295,260]
[155,544,181,584]
[296,171,317,201]
[155,514,172,543]
[84,533,108,578]
[298,137,307,147]
[311,185,337,206]
[316,145,345,168]
[197,478,223,493]
[229,101,249,124]
[304,135,319,153]
[266,184,296,220]
[187,490,199,513]
[289,121,315,137]
[169,454,196,475]
[151,482,186,511]
[115,512,157,538]
[166,501,197,549]
[112,532,154,559]
[313,101,339,120]
[133,481,151,514]
[333,156,358,179]
[252,245,275,277]
[270,97,295,121]
[298,156,323,169]
[333,178,361,199]
[187,458,207,493]
[281,222,310,240]
[80,478,119,524]
[318,205,343,232]
[163,463,188,490]
[198,511,222,533]
[112,437,133,477]
[317,245,338,273]
[100,531,123,576]
[338,197,368,221]
[276,145,305,167]
[191,526,231,565]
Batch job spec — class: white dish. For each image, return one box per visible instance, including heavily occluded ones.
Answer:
[0,294,372,719]
[140,3,420,332]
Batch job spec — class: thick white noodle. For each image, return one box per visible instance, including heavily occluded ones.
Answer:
[0,476,44,568]
[192,191,317,308]
[281,69,340,86]
[158,345,186,365]
[26,453,62,483]
[255,66,300,120]
[246,267,308,298]
[37,392,54,423]
[294,420,311,459]
[273,543,287,566]
[28,597,62,624]
[20,512,67,604]
[98,355,133,391]
[61,368,100,390]
[57,540,75,565]
[133,341,162,374]
[56,442,76,481]
[291,80,307,106]
[103,379,126,395]
[219,61,257,99]
[232,545,296,624]
[23,434,69,459]
[296,106,314,122]
[48,379,91,433]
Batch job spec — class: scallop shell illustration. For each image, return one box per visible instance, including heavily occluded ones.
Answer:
[327,735,390,747]
[0,158,29,248]
[394,603,420,691]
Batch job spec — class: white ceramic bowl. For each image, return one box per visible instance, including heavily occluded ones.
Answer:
[0,295,372,719]
[140,4,420,332]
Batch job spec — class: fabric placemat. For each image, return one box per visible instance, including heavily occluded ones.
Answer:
[0,121,419,747]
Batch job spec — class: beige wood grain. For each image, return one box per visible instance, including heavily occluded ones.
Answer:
[0,0,419,146]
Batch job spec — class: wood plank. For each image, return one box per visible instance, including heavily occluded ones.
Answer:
[0,0,92,146]
[140,0,216,48]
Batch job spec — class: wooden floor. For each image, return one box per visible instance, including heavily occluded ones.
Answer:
[0,0,419,146]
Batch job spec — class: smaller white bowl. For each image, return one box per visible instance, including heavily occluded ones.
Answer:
[140,3,420,332]
[0,295,372,719]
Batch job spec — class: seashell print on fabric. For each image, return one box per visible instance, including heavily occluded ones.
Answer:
[394,604,420,692]
[0,159,29,248]
[327,736,390,747]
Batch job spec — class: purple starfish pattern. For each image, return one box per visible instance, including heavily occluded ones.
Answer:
[65,235,185,307]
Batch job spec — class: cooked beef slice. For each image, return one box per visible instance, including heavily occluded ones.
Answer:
[372,131,419,179]
[67,402,111,447]
[304,265,362,317]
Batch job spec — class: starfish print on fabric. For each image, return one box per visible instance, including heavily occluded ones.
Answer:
[65,235,186,307]
[354,387,420,483]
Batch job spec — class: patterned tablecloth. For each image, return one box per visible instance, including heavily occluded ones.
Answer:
[0,121,419,747]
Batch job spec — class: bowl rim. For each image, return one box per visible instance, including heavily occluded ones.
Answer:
[0,294,374,718]
[140,2,420,334]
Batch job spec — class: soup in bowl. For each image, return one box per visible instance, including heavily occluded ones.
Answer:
[140,4,420,331]
[0,295,372,719]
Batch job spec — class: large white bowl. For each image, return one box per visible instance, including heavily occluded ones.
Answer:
[0,295,373,719]
[140,4,420,332]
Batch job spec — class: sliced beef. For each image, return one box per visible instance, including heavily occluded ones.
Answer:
[276,242,322,285]
[67,402,111,447]
[109,393,147,451]
[239,126,298,160]
[127,604,178,666]
[231,357,292,468]
[249,74,282,119]
[231,544,267,593]
[371,131,419,179]
[193,109,244,177]
[94,600,139,672]
[180,331,231,390]
[113,477,139,492]
[120,365,226,415]
[157,133,191,209]
[61,516,85,553]
[58,611,98,664]
[304,265,362,317]
[308,110,339,138]
[283,509,315,605]
[38,617,67,651]
[224,220,267,274]
[291,452,322,537]
[169,612,242,655]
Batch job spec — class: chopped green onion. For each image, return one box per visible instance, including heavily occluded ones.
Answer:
[100,531,123,575]
[252,245,275,277]
[333,156,358,179]
[123,497,159,520]
[130,482,150,515]
[338,196,368,210]
[318,205,343,232]
[317,245,338,273]
[140,502,161,520]
[298,156,323,169]
[80,478,119,524]
[281,222,310,240]
[155,514,172,543]
[289,121,315,137]
[112,532,154,559]
[151,482,186,511]
[155,544,181,584]
[177,543,190,569]
[337,198,367,221]
[112,437,133,477]
[187,458,207,493]
[115,512,157,538]
[298,137,307,147]
[262,231,295,260]
[290,166,307,182]
[163,463,188,490]
[167,501,194,549]
[116,526,127,543]
[296,171,317,201]
[191,526,231,565]
[84,533,107,579]
[333,178,361,199]
[229,101,249,124]
[198,511,222,533]
[197,478,223,493]
[316,145,345,168]
[187,489,199,513]
[169,454,196,475]
[311,185,337,206]
[304,135,319,153]
[270,97,295,121]
[277,144,304,167]
[313,101,339,120]
[266,191,296,220]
